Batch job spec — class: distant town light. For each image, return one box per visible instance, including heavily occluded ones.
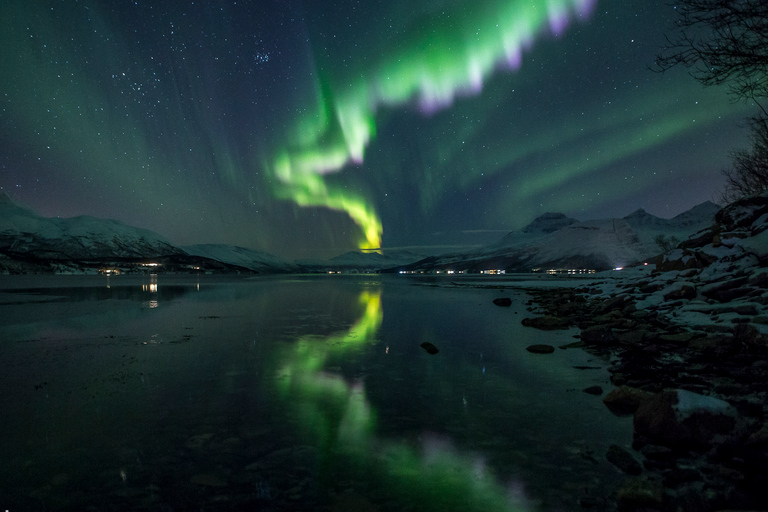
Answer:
[543,268,595,274]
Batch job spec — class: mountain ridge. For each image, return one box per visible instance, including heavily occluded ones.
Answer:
[0,194,722,274]
[0,196,292,273]
[392,201,720,273]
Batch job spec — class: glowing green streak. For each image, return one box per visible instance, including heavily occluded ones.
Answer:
[513,85,752,200]
[271,0,594,250]
[271,289,530,511]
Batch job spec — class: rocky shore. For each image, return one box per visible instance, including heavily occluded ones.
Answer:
[519,195,768,511]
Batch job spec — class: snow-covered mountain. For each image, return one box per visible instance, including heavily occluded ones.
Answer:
[182,244,297,273]
[485,212,579,250]
[623,201,721,255]
[395,202,720,273]
[0,192,179,260]
[0,194,293,273]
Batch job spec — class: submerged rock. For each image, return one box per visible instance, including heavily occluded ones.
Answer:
[521,316,568,330]
[583,385,604,395]
[526,344,555,354]
[606,444,642,475]
[420,342,439,354]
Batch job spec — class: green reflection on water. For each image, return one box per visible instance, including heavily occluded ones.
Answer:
[273,287,531,512]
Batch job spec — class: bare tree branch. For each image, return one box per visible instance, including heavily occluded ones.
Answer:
[656,0,768,202]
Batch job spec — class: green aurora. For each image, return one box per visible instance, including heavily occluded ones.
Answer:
[268,0,599,251]
[0,0,757,257]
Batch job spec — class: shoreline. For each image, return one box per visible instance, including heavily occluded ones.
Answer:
[513,270,768,512]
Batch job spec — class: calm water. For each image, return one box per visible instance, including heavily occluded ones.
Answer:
[0,274,632,511]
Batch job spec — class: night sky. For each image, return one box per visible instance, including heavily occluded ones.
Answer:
[0,0,758,259]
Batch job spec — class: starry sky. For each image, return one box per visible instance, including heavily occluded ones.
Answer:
[0,0,758,259]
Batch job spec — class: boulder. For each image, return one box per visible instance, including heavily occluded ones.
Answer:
[657,332,700,345]
[633,389,736,449]
[732,323,766,348]
[701,277,750,302]
[596,296,629,314]
[580,326,616,345]
[663,285,697,301]
[655,249,709,272]
[746,421,768,448]
[603,386,653,415]
[715,193,768,231]
[521,316,568,330]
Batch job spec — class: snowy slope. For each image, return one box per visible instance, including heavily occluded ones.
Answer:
[0,193,179,260]
[623,201,720,255]
[182,244,296,273]
[299,249,426,270]
[487,212,579,250]
[399,202,719,272]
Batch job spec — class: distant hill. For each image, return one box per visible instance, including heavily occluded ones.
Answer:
[393,202,720,273]
[297,249,426,271]
[0,193,292,274]
[0,192,722,275]
[0,192,179,262]
[182,244,298,273]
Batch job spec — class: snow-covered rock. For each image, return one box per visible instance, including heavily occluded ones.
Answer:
[634,389,736,449]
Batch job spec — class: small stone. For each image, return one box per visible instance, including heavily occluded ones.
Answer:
[493,297,512,307]
[606,444,642,475]
[583,385,604,395]
[559,341,586,349]
[526,344,555,354]
[420,342,439,354]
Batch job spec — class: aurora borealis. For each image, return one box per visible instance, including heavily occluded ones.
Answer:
[0,0,757,258]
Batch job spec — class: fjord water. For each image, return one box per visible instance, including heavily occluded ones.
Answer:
[0,274,631,511]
